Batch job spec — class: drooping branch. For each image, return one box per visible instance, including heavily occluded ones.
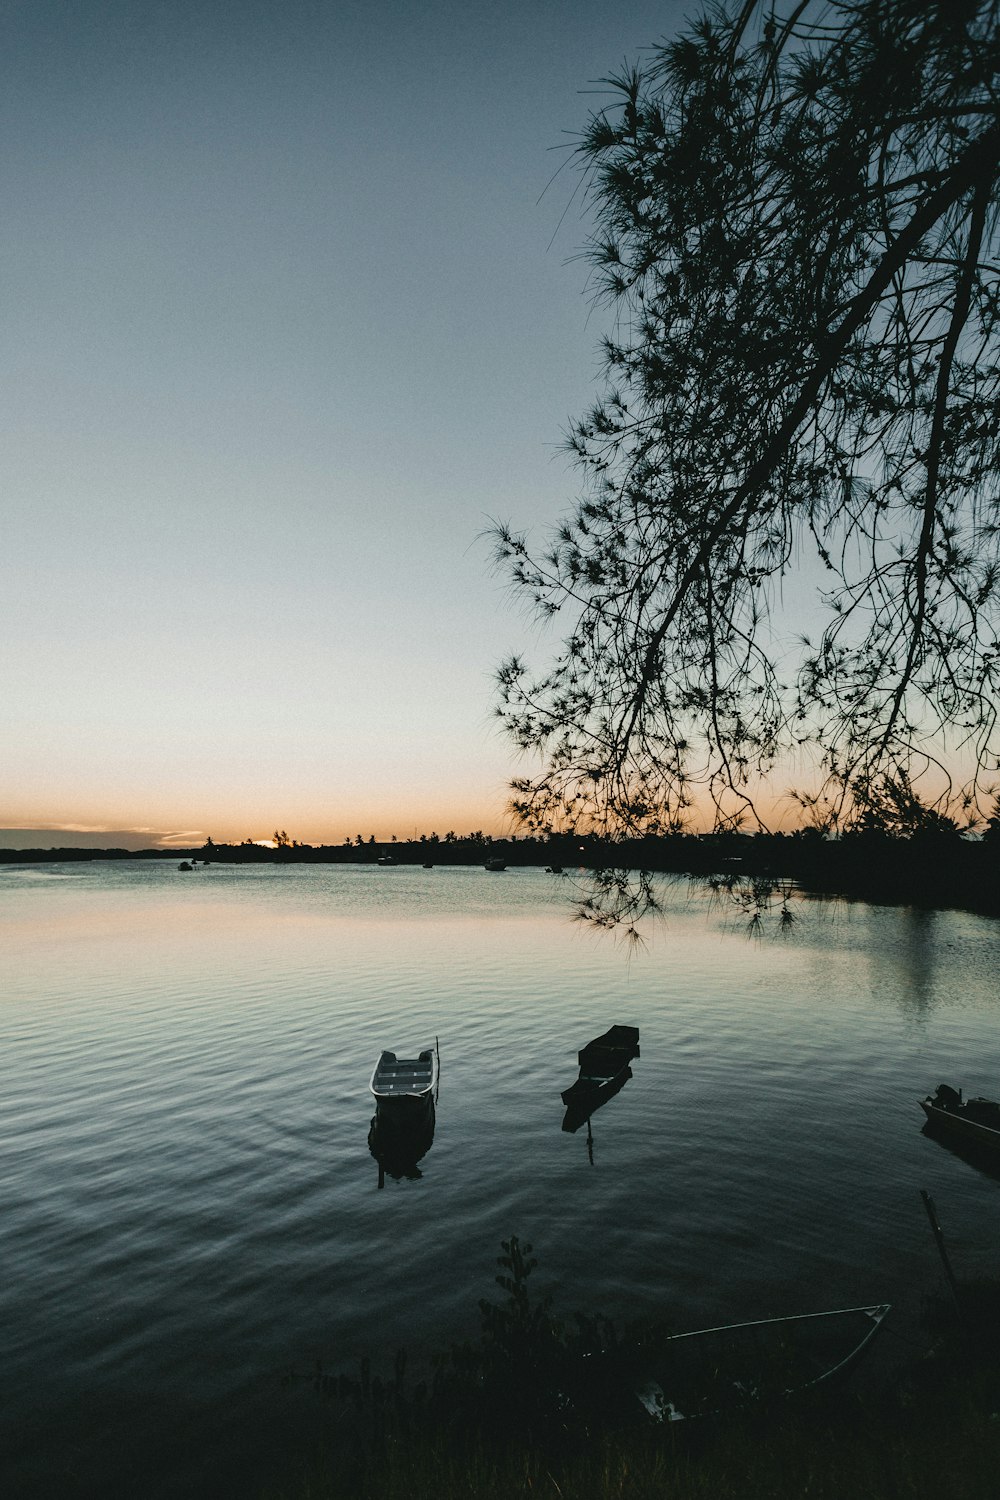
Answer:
[881,178,991,753]
[496,0,1000,842]
[621,121,1000,765]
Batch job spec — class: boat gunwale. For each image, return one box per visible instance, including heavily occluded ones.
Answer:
[920,1096,1000,1146]
[660,1302,891,1346]
[369,1047,439,1101]
[637,1302,891,1422]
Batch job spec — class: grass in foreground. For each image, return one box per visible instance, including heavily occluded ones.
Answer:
[269,1243,1000,1500]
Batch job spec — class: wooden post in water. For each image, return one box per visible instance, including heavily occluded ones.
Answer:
[920,1189,963,1319]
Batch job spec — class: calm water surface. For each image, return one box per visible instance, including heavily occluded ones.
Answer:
[3,860,1000,1497]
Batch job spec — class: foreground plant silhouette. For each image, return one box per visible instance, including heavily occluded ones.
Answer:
[273,1238,1000,1500]
[303,1237,629,1452]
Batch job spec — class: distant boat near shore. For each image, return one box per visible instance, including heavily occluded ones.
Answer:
[484,856,506,871]
[920,1083,1000,1153]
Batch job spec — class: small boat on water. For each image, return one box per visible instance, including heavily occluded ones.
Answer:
[484,856,506,871]
[920,1083,1000,1152]
[377,854,398,867]
[561,1025,640,1112]
[369,1047,438,1117]
[369,1046,438,1188]
[635,1303,891,1422]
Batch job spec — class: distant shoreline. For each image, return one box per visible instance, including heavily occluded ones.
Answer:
[3,831,998,919]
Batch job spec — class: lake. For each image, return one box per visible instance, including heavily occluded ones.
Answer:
[3,859,1000,1497]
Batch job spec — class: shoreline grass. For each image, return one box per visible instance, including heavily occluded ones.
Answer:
[268,1244,1000,1500]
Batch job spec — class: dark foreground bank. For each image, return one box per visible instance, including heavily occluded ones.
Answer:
[266,1243,1000,1500]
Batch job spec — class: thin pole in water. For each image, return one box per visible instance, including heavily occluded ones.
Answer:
[920,1189,963,1319]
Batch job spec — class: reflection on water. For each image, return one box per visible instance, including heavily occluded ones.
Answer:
[896,907,939,1019]
[3,861,1000,1498]
[368,1101,436,1185]
[562,1068,634,1162]
[920,1121,1000,1184]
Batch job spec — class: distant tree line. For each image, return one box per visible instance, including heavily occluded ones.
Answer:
[3,807,999,916]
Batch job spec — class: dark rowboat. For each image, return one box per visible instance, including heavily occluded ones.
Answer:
[561,1025,640,1111]
[920,1083,1000,1153]
[635,1303,891,1422]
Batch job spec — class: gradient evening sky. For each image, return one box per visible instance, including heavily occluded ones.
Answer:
[2,0,708,849]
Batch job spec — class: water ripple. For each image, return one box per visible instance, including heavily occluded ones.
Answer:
[3,864,1000,1496]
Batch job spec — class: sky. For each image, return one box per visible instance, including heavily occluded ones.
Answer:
[0,0,707,850]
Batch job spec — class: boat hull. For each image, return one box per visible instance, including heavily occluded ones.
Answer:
[920,1097,1000,1153]
[561,1065,633,1114]
[561,1066,632,1133]
[561,1025,640,1109]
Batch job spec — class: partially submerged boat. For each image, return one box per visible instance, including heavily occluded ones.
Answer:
[635,1303,891,1422]
[561,1025,640,1113]
[920,1083,1000,1152]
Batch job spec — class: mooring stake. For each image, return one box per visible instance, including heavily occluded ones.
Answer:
[920,1188,963,1319]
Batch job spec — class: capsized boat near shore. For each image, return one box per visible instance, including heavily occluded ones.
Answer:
[635,1303,891,1422]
